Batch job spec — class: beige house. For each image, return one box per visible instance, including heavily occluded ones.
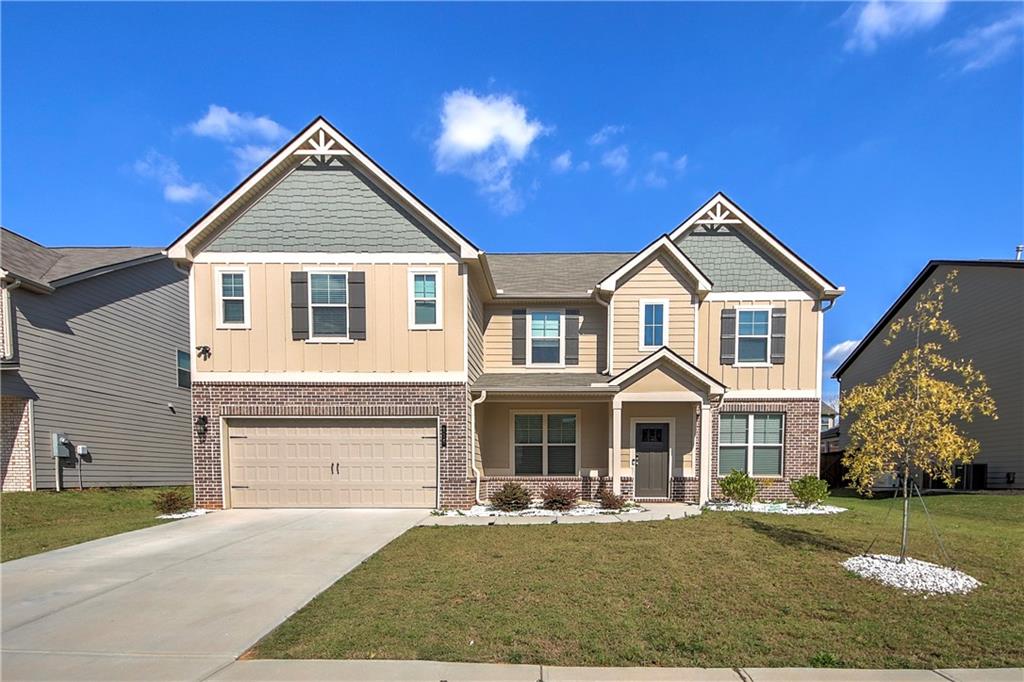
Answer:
[167,117,844,510]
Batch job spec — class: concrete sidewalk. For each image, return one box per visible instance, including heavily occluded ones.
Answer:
[210,660,1023,681]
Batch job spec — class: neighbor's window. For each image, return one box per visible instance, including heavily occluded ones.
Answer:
[719,413,784,477]
[820,416,831,430]
[176,350,191,389]
[309,272,348,338]
[410,271,441,329]
[641,301,666,349]
[218,270,248,327]
[529,311,562,365]
[513,412,577,475]
[736,309,770,363]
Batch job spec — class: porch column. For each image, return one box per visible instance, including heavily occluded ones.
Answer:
[612,396,623,495]
[699,402,712,505]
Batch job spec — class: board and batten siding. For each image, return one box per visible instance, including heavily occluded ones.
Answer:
[193,262,465,374]
[11,260,192,489]
[482,302,606,373]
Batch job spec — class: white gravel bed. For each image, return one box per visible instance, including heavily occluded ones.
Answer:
[157,509,208,519]
[705,501,848,515]
[843,554,981,595]
[439,503,645,517]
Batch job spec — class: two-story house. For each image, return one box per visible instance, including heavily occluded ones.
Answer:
[167,117,843,510]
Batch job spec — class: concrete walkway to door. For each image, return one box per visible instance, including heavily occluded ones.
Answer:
[1,508,427,681]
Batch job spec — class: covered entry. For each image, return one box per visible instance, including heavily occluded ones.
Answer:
[225,417,438,509]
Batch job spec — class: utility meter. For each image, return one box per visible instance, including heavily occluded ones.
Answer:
[51,432,72,458]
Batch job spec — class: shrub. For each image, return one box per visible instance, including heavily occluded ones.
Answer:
[541,484,580,511]
[597,488,626,510]
[490,482,532,512]
[790,475,830,507]
[719,470,757,504]
[153,489,192,515]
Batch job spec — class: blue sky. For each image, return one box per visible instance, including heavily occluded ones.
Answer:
[3,2,1022,393]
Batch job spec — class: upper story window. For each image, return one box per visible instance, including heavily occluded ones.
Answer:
[309,272,348,339]
[217,268,249,329]
[640,299,668,350]
[176,350,191,389]
[528,310,563,365]
[409,269,442,330]
[736,309,770,364]
[719,413,784,477]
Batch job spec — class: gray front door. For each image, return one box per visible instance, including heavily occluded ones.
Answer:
[635,423,669,498]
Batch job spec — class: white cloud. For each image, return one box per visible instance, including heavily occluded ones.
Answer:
[163,182,210,203]
[434,89,547,214]
[589,124,624,146]
[551,151,573,173]
[232,144,275,175]
[938,12,1024,72]
[189,104,288,142]
[844,0,948,53]
[601,145,629,174]
[643,171,667,188]
[825,339,861,362]
[132,150,212,204]
[576,160,591,172]
[673,154,689,172]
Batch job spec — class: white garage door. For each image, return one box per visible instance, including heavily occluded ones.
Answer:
[227,418,437,508]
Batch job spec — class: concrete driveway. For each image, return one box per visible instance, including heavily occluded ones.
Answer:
[1,508,427,681]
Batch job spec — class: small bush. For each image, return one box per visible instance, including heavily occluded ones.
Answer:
[719,470,758,504]
[790,475,830,507]
[597,488,627,510]
[490,482,532,511]
[541,484,580,511]
[153,490,192,515]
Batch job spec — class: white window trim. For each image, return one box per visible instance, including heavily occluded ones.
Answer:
[717,412,785,479]
[408,268,443,330]
[306,268,351,343]
[526,308,565,368]
[509,410,581,476]
[175,349,191,389]
[734,307,772,367]
[638,298,670,351]
[215,267,250,330]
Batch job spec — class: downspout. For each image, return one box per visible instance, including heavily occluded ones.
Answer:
[592,290,611,375]
[469,390,488,505]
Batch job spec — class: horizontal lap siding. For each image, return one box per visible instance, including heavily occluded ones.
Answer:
[483,302,605,372]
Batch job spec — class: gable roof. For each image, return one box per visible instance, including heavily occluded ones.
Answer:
[609,346,727,395]
[485,252,632,298]
[833,259,1024,379]
[596,235,713,295]
[166,116,480,261]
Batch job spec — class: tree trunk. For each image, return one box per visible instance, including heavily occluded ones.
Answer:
[899,463,910,563]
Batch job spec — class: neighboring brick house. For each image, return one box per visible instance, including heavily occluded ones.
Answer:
[0,228,192,492]
[167,117,844,510]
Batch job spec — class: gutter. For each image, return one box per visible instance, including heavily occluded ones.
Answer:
[469,390,487,505]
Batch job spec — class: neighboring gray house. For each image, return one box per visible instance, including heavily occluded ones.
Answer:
[834,259,1024,490]
[1,228,192,491]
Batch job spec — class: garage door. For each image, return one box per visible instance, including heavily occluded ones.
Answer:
[227,418,437,508]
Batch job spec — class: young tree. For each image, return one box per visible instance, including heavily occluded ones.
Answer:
[842,270,997,563]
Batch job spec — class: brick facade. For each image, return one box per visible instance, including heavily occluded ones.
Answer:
[1,396,33,492]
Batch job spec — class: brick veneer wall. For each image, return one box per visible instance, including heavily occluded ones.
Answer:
[190,382,472,509]
[1,396,32,492]
[710,398,819,501]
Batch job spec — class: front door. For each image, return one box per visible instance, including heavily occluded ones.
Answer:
[635,423,670,498]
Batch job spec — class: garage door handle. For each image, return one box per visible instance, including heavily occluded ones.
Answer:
[421,485,437,489]
[231,486,249,489]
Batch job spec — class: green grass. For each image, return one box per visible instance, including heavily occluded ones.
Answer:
[252,492,1024,669]
[1,486,193,562]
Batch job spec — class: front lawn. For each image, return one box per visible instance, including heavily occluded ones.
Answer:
[251,492,1024,668]
[1,486,193,562]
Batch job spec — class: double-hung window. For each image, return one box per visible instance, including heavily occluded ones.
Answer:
[217,269,249,328]
[719,413,784,477]
[175,350,191,389]
[309,272,349,339]
[640,300,668,350]
[513,412,577,475]
[736,309,770,364]
[528,311,562,365]
[409,270,442,329]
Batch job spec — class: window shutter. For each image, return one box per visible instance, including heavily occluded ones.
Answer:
[512,309,527,365]
[290,271,309,341]
[720,308,736,365]
[349,271,366,340]
[565,309,580,366]
[770,307,786,364]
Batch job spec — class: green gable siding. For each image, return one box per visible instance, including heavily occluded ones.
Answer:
[205,164,454,254]
[676,226,810,292]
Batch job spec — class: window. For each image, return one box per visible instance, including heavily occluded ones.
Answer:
[528,311,562,365]
[309,272,348,339]
[640,300,668,349]
[736,309,770,364]
[719,413,784,477]
[409,270,442,329]
[176,350,191,389]
[821,416,832,430]
[217,269,248,328]
[513,412,577,475]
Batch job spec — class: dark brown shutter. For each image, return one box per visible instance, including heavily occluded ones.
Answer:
[565,309,580,366]
[512,309,527,365]
[720,308,736,365]
[290,271,309,340]
[349,271,366,340]
[770,307,786,364]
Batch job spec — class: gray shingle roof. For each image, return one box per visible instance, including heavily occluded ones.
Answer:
[485,252,632,298]
[471,372,615,392]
